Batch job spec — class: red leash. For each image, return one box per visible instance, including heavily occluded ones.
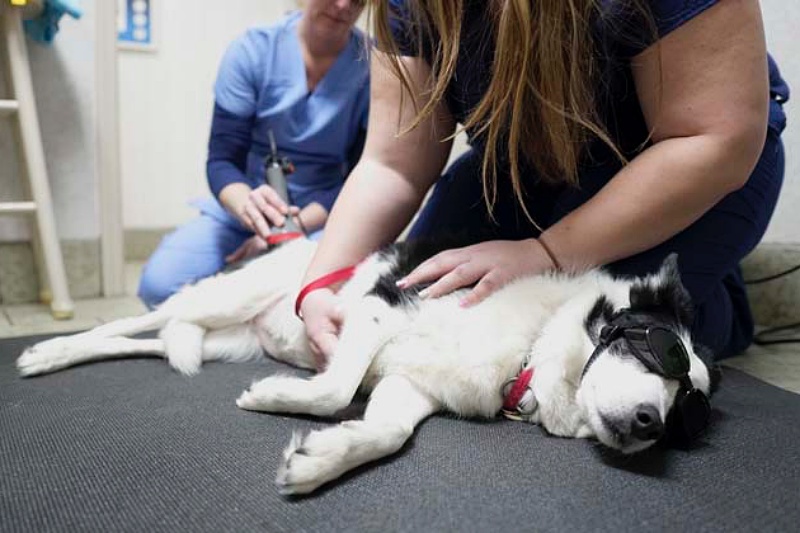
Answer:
[295,265,358,319]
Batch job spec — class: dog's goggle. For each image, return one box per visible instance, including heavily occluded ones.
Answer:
[582,322,711,444]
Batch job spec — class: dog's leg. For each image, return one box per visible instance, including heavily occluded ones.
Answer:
[81,309,170,339]
[250,298,316,370]
[17,336,166,376]
[160,321,271,375]
[17,307,172,376]
[200,325,265,364]
[18,324,268,378]
[236,296,402,416]
[525,295,601,438]
[275,375,439,495]
[169,239,316,330]
[159,320,206,375]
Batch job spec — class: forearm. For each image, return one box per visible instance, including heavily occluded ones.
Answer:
[302,52,455,285]
[302,158,427,283]
[541,133,764,270]
[207,103,253,200]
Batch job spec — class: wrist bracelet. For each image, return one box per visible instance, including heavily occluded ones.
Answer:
[537,234,562,271]
[294,214,308,236]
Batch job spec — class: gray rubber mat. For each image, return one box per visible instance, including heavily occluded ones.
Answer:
[1,333,799,532]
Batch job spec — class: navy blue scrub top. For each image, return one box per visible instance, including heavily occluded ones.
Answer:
[388,0,789,164]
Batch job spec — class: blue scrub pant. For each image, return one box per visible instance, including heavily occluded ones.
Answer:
[409,130,785,360]
[138,198,321,308]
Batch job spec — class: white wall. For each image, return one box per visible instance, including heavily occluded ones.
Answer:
[119,0,297,229]
[120,1,799,244]
[761,0,798,243]
[0,0,98,241]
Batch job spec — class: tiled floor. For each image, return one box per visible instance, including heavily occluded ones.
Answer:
[0,262,147,338]
[1,262,798,394]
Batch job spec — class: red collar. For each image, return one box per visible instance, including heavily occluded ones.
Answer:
[501,367,537,420]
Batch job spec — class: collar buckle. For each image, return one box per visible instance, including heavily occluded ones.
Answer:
[501,368,538,420]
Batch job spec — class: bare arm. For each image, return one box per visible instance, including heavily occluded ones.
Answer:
[298,51,455,361]
[302,51,457,283]
[539,0,769,269]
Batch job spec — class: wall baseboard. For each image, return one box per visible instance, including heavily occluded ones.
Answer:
[0,240,101,304]
[124,228,171,261]
[2,236,798,325]
[742,243,800,329]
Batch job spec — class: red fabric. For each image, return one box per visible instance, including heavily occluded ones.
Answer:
[294,265,357,319]
[266,232,304,246]
[503,368,534,411]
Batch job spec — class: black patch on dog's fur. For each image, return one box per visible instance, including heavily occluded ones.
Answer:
[368,237,480,307]
[585,296,616,342]
[628,254,694,327]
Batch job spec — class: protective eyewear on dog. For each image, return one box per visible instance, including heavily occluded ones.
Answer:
[613,325,710,442]
[588,324,711,443]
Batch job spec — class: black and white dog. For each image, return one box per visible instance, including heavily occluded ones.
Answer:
[16,238,717,495]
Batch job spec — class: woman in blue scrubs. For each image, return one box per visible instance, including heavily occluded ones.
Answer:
[299,0,788,362]
[138,0,368,308]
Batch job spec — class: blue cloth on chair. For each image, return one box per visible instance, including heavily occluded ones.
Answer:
[23,0,82,44]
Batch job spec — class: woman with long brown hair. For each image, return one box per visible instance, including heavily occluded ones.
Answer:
[298,0,788,364]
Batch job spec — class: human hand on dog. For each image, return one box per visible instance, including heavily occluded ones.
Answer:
[300,289,345,370]
[396,239,557,307]
[225,235,268,264]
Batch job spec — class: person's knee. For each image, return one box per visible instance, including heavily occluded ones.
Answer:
[137,246,211,309]
[137,262,179,309]
[691,275,753,360]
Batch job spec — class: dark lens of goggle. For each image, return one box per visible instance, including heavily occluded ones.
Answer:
[647,327,690,377]
[622,329,662,374]
[673,388,711,441]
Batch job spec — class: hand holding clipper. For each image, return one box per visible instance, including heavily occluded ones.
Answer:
[264,130,303,236]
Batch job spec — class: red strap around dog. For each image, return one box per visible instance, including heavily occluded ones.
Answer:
[294,265,358,319]
[502,368,534,412]
[266,232,304,246]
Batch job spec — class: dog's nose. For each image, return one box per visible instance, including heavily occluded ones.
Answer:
[630,404,664,441]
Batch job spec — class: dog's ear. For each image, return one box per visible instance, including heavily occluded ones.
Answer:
[629,253,694,327]
[584,295,615,342]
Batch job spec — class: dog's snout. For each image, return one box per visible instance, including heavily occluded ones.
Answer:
[630,404,664,441]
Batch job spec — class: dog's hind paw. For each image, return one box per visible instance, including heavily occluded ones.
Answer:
[16,341,69,377]
[16,346,45,377]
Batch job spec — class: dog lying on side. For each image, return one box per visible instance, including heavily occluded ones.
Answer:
[16,238,717,495]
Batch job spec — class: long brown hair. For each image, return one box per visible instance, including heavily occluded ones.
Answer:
[372,0,655,226]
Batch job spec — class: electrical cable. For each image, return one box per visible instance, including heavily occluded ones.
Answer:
[744,263,800,284]
[753,321,800,346]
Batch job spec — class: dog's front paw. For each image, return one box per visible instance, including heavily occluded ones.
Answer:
[236,375,343,416]
[235,375,290,412]
[235,387,263,411]
[275,427,354,496]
